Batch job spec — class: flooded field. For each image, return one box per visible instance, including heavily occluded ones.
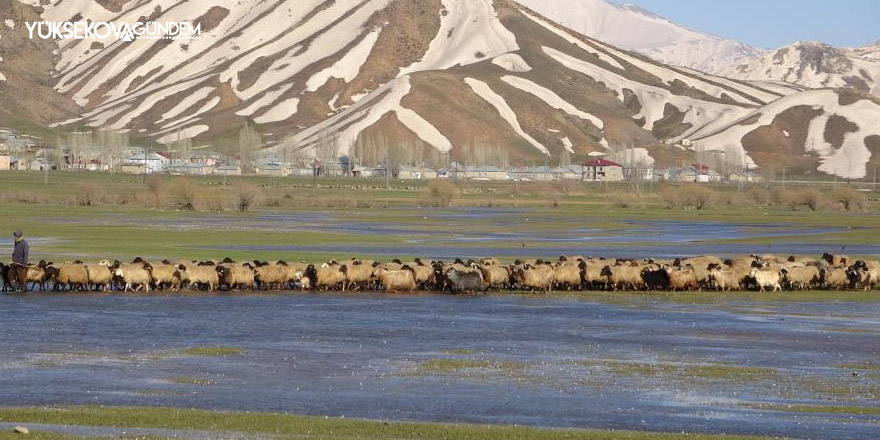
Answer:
[1,293,878,440]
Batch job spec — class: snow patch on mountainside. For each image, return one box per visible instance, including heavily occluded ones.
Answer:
[723,42,880,96]
[465,77,548,155]
[513,0,764,74]
[492,54,531,72]
[305,29,381,92]
[543,46,749,139]
[500,75,604,129]
[401,0,518,74]
[690,89,880,178]
[279,76,451,154]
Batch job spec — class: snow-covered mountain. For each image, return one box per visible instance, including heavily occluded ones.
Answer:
[2,0,880,179]
[512,0,764,74]
[722,42,880,96]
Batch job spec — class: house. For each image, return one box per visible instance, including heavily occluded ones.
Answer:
[583,159,623,182]
[167,162,214,175]
[121,162,145,174]
[256,164,287,177]
[509,166,554,182]
[398,166,438,180]
[0,154,10,171]
[286,165,315,177]
[122,152,168,174]
[623,166,655,181]
[463,166,509,181]
[215,165,242,176]
[681,163,721,183]
[728,171,762,183]
[553,165,585,180]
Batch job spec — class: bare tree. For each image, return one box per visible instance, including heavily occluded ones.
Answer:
[238,123,261,174]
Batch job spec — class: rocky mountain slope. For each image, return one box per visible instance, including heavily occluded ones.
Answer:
[2,0,879,179]
[722,42,880,97]
[511,0,764,74]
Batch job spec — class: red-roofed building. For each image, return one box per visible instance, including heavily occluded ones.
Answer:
[583,158,623,181]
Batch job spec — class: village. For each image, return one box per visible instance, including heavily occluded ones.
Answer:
[0,128,763,184]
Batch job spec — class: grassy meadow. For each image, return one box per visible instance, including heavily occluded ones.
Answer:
[0,406,785,440]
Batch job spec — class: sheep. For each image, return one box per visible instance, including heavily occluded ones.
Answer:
[641,266,670,291]
[553,264,582,290]
[52,263,90,291]
[749,267,782,292]
[780,266,820,290]
[848,260,879,291]
[253,263,290,290]
[665,265,699,291]
[372,266,417,292]
[445,268,486,294]
[820,266,850,290]
[113,261,154,292]
[304,264,347,291]
[150,263,183,291]
[344,260,375,290]
[10,263,50,292]
[217,263,255,291]
[601,263,643,291]
[85,261,114,292]
[822,253,849,267]
[0,262,8,292]
[707,265,741,292]
[514,264,555,292]
[181,264,219,291]
[405,260,435,290]
[477,263,509,290]
[579,260,607,290]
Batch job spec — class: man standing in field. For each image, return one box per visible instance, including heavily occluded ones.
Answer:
[10,230,29,292]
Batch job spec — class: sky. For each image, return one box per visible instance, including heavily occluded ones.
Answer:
[624,0,880,49]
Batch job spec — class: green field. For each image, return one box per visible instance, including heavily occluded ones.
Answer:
[2,171,879,264]
[0,406,783,440]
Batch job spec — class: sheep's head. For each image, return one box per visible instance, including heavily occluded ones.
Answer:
[600,266,612,277]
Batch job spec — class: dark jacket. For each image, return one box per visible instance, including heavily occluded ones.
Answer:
[12,239,29,266]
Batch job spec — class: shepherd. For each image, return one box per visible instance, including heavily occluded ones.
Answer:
[10,230,29,292]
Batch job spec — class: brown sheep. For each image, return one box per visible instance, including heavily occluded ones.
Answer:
[305,264,348,291]
[85,262,114,292]
[601,263,643,291]
[372,266,417,292]
[553,264,582,290]
[820,266,850,290]
[478,264,509,290]
[151,263,183,291]
[514,264,555,292]
[579,260,607,289]
[665,265,699,291]
[180,264,220,291]
[252,264,287,290]
[780,266,820,290]
[707,265,741,291]
[217,263,255,291]
[53,263,90,291]
[344,260,375,290]
[113,262,154,292]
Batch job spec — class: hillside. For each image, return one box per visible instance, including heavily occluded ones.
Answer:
[2,0,880,180]
[722,42,880,97]
[0,0,79,136]
[511,0,764,75]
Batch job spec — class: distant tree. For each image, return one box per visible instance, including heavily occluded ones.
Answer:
[238,123,260,174]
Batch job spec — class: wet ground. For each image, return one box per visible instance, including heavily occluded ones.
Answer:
[1,293,878,440]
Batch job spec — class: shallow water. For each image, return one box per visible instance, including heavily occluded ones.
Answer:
[1,293,878,439]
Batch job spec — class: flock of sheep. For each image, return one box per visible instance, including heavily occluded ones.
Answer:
[1,253,878,294]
